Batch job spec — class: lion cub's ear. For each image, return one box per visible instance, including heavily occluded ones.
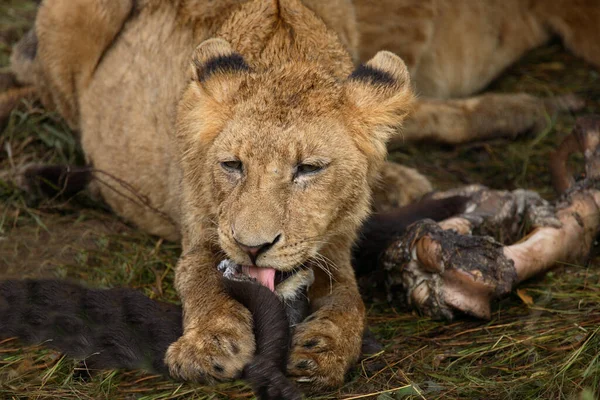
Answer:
[177,39,250,148]
[344,51,414,161]
[190,38,250,103]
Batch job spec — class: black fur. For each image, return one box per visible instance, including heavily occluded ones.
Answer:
[195,54,250,82]
[0,279,182,375]
[0,278,301,400]
[349,64,395,86]
[280,286,310,328]
[224,280,301,400]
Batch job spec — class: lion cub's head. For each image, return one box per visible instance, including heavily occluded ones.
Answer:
[175,37,412,283]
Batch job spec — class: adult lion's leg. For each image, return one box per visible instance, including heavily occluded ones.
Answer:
[287,255,365,390]
[390,93,584,148]
[34,0,134,127]
[355,0,589,148]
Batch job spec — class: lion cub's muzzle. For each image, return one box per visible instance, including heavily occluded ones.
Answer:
[233,232,282,265]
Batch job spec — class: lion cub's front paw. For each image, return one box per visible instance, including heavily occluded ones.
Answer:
[287,317,360,391]
[165,310,255,382]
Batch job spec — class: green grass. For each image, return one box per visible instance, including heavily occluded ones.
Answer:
[1,2,600,399]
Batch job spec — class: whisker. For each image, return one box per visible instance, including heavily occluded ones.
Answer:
[308,254,337,294]
[314,252,339,271]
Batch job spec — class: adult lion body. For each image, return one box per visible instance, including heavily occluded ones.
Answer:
[13,0,415,390]
[355,0,599,146]
[357,0,600,100]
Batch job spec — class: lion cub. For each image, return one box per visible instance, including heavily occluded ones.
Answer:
[12,0,413,390]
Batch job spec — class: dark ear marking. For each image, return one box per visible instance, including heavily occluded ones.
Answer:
[349,64,395,86]
[195,53,250,82]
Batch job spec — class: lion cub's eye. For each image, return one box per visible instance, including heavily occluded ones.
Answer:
[294,163,325,179]
[221,160,243,173]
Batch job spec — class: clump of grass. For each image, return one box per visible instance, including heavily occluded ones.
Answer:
[1,2,600,399]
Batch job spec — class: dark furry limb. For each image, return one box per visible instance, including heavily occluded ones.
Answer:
[224,279,301,400]
[0,278,301,400]
[0,279,182,375]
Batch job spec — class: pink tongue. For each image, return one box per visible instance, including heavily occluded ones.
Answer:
[242,266,276,292]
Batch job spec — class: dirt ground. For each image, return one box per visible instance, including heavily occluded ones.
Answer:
[1,1,599,399]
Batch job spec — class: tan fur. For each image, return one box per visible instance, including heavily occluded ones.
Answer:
[356,0,598,143]
[356,0,600,98]
[12,0,414,390]
[5,0,598,143]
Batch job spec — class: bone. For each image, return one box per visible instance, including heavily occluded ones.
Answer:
[507,117,600,282]
[382,116,600,320]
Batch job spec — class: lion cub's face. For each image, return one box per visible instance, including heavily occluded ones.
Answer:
[176,39,413,272]
[212,104,366,270]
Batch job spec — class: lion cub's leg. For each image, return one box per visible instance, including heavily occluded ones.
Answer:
[371,161,433,212]
[391,93,584,147]
[34,0,134,126]
[287,256,365,390]
[164,247,255,382]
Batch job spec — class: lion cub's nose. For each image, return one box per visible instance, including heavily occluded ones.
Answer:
[233,234,281,265]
